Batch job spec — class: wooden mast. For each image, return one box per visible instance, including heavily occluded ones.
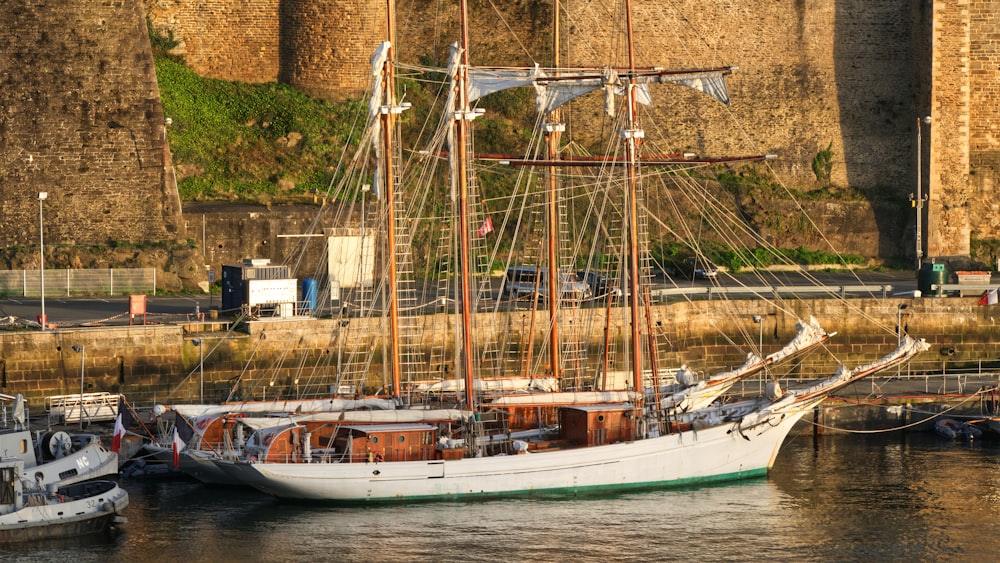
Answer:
[381,0,403,400]
[457,0,476,410]
[545,0,564,385]
[623,0,644,399]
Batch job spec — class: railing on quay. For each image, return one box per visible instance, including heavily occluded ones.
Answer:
[0,268,157,297]
[930,283,1000,298]
[651,284,894,301]
[729,356,1000,399]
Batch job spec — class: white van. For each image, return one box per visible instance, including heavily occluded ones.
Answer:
[502,266,592,305]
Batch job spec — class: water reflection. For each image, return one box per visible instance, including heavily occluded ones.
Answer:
[5,433,1000,562]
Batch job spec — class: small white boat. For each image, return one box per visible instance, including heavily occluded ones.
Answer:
[0,458,128,543]
[0,395,119,488]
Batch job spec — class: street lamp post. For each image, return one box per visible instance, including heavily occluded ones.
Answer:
[897,304,908,345]
[752,315,764,394]
[911,115,932,270]
[191,339,204,403]
[38,192,47,330]
[752,315,764,359]
[71,345,85,429]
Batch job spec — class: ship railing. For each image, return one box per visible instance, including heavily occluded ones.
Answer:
[45,392,122,425]
[729,356,1000,399]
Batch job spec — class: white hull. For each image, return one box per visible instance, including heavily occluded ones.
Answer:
[0,480,128,543]
[0,430,118,489]
[217,398,822,502]
[33,440,119,488]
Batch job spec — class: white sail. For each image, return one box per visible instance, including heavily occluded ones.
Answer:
[465,65,734,115]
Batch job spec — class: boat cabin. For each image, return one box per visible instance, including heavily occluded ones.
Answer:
[558,405,639,446]
[328,424,438,463]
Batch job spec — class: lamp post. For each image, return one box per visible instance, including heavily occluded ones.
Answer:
[896,304,908,345]
[752,315,764,359]
[38,192,47,330]
[752,315,764,394]
[911,115,932,270]
[191,338,204,403]
[71,345,85,429]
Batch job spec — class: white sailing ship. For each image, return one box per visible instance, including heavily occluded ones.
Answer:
[203,0,929,502]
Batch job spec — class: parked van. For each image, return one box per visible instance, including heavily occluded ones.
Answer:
[503,266,592,305]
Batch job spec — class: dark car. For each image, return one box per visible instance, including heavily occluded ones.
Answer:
[665,257,719,280]
[503,266,592,305]
[577,270,625,301]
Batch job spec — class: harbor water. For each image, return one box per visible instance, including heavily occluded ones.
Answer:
[6,431,1000,562]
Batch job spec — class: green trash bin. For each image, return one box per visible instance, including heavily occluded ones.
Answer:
[917,263,948,296]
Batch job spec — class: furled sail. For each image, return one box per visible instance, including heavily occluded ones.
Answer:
[464,65,734,115]
[368,41,392,199]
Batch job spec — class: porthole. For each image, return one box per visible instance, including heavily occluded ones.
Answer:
[370,436,380,445]
[397,435,406,443]
[597,415,605,422]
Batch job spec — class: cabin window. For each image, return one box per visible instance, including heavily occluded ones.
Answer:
[370,436,379,445]
[20,439,28,454]
[397,435,406,443]
[597,415,605,422]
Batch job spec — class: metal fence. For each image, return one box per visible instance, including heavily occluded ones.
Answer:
[0,268,157,297]
[730,356,1000,399]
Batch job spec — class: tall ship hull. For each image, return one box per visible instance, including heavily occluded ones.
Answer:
[216,398,820,502]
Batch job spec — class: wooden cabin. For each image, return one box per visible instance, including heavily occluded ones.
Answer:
[558,405,639,446]
[331,424,438,463]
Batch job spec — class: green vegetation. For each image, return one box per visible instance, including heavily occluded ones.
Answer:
[716,162,865,202]
[652,241,865,273]
[148,23,881,272]
[812,142,833,183]
[150,19,365,202]
[156,57,363,201]
[971,238,1000,270]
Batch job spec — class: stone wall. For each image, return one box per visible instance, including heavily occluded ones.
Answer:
[142,0,999,263]
[968,0,1000,240]
[0,1,184,248]
[145,0,281,84]
[2,297,997,408]
[926,1,972,258]
[3,0,997,270]
[182,202,356,281]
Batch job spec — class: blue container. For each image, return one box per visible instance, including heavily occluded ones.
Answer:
[302,277,318,312]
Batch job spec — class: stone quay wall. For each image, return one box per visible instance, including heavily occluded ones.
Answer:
[1,297,997,409]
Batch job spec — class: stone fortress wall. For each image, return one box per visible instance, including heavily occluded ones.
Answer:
[145,0,1000,262]
[0,1,997,266]
[0,1,184,249]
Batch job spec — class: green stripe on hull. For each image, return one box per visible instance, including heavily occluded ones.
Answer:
[287,467,771,505]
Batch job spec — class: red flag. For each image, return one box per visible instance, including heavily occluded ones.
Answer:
[172,427,185,469]
[979,292,990,306]
[111,413,125,453]
[171,414,196,469]
[477,216,493,237]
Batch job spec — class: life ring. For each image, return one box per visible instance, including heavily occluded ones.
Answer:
[374,453,384,463]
